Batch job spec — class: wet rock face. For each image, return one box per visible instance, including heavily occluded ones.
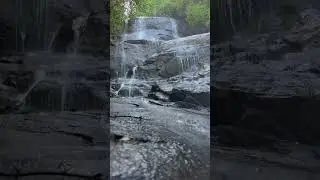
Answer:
[111,34,210,110]
[139,33,210,78]
[111,29,210,109]
[110,40,161,76]
[0,0,107,55]
[147,68,210,108]
[212,8,320,146]
[0,53,109,112]
[26,82,106,111]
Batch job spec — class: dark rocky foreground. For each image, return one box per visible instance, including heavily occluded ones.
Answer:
[0,97,210,180]
[213,144,320,180]
[0,111,109,180]
[0,52,109,180]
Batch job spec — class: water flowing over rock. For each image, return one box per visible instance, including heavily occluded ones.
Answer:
[0,1,113,179]
[0,0,108,56]
[110,16,210,179]
[111,30,210,107]
[0,53,109,112]
[125,17,179,41]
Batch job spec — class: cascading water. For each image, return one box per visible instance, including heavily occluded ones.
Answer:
[128,66,137,97]
[135,18,146,40]
[18,55,107,111]
[120,20,129,77]
[15,0,49,51]
[174,44,208,73]
[115,17,182,97]
[115,71,128,96]
[170,18,179,39]
[9,1,107,112]
[115,66,138,97]
[17,69,46,104]
[116,19,140,98]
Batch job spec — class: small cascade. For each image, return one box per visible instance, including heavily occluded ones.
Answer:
[179,57,185,72]
[14,0,49,51]
[120,20,129,77]
[115,71,129,96]
[170,18,179,38]
[135,18,146,40]
[32,0,49,50]
[17,69,46,103]
[120,42,127,77]
[174,44,209,73]
[128,66,137,97]
[127,17,179,41]
[115,66,139,97]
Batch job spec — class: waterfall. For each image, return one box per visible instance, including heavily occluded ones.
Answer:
[128,66,137,97]
[14,0,49,51]
[17,69,46,104]
[120,20,129,77]
[135,18,146,40]
[170,18,179,38]
[115,16,186,97]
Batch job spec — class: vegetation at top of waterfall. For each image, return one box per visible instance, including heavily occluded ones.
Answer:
[110,0,210,36]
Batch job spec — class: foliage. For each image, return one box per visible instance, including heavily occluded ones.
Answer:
[110,0,210,36]
[186,1,210,26]
[110,0,127,36]
[131,0,184,17]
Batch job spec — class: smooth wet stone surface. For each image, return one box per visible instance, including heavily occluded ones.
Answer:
[110,97,210,179]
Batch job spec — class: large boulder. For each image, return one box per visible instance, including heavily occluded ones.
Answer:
[148,66,210,108]
[139,33,210,78]
[111,32,209,79]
